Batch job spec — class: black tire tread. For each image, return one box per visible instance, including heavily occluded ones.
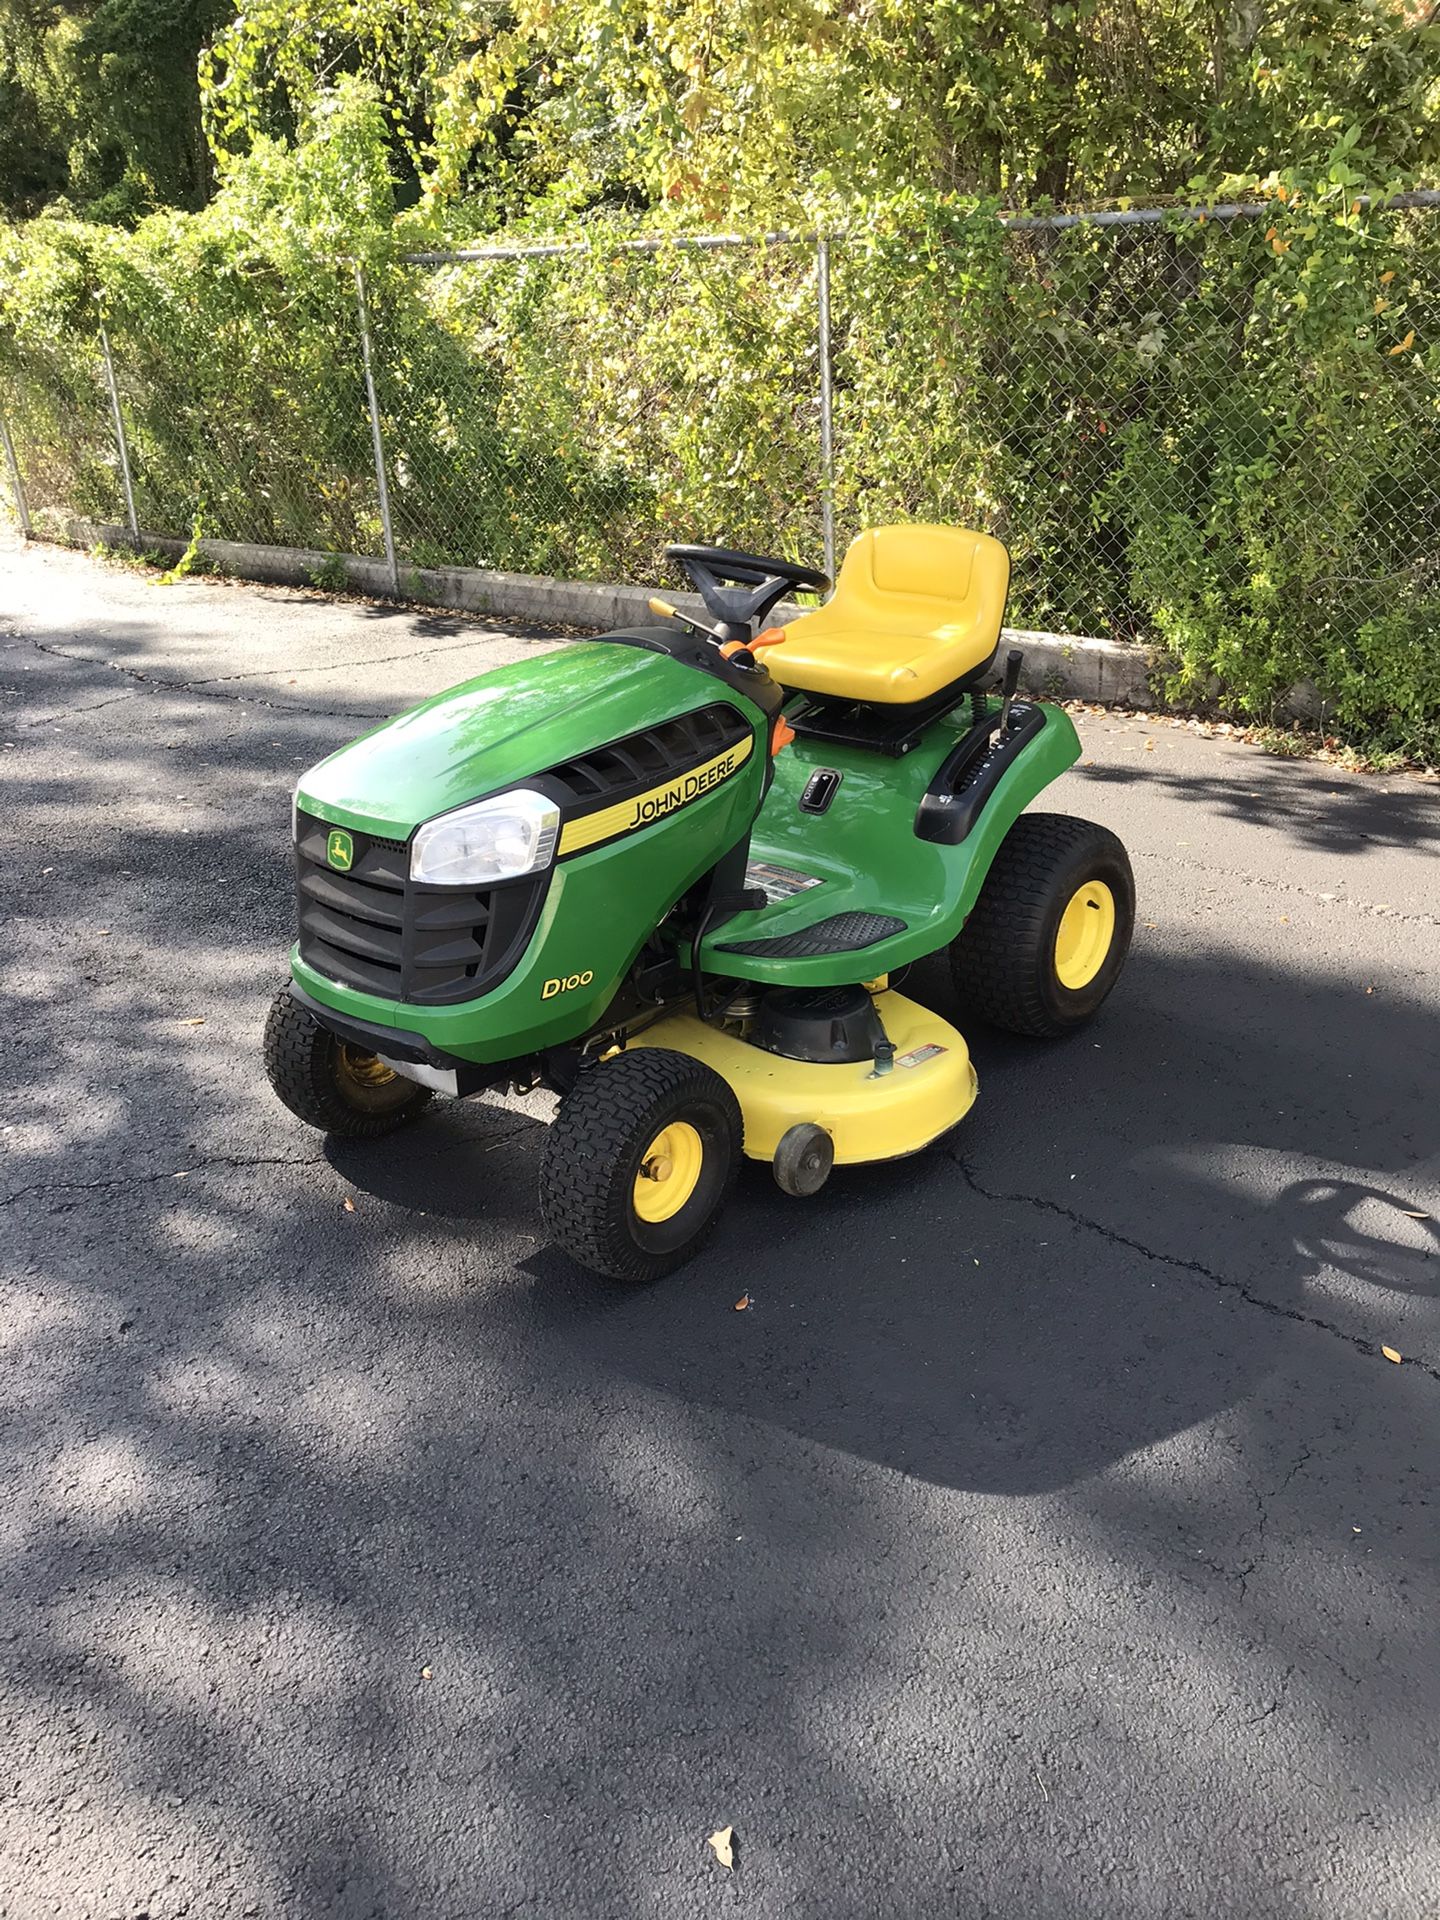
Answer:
[263,985,431,1139]
[950,813,1133,1038]
[541,1048,740,1282]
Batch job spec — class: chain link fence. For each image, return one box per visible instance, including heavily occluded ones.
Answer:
[366,238,829,585]
[2,200,1438,746]
[829,206,1440,659]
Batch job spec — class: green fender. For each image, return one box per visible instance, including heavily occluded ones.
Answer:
[699,699,1082,985]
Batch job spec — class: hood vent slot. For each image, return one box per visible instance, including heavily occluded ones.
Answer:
[544,702,750,809]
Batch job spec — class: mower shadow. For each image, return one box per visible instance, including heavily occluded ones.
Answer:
[499,940,1440,1497]
[311,926,1440,1500]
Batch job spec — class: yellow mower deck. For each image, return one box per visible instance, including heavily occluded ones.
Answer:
[631,991,977,1164]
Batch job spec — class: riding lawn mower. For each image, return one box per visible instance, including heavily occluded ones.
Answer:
[264,524,1134,1279]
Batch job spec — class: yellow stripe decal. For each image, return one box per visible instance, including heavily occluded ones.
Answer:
[558,734,753,857]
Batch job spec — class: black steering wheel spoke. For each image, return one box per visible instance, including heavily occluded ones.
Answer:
[664,543,831,640]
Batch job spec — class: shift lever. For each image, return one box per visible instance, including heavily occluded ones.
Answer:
[997,647,1024,734]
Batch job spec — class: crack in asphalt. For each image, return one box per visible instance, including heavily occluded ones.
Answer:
[18,688,147,728]
[7,633,380,722]
[5,615,568,728]
[1231,1445,1314,1598]
[1132,849,1439,928]
[951,1155,1440,1383]
[184,627,561,686]
[0,1152,330,1209]
[0,1122,541,1212]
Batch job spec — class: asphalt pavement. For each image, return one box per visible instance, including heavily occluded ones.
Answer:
[2,539,1438,1920]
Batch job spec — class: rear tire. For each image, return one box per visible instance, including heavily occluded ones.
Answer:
[949,814,1134,1037]
[541,1049,741,1282]
[263,985,432,1138]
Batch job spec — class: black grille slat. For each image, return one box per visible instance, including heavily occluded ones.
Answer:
[294,809,547,1007]
[299,866,405,930]
[300,901,404,968]
[411,895,493,933]
[302,940,403,998]
[410,932,488,970]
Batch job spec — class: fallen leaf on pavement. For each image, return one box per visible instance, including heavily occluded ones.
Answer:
[734,1293,750,1312]
[343,1196,356,1214]
[1401,1210,1429,1219]
[421,1666,432,1680]
[1382,1346,1402,1364]
[707,1827,735,1870]
[180,1017,205,1026]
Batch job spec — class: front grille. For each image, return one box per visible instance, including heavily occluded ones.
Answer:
[295,812,547,1006]
[544,703,750,810]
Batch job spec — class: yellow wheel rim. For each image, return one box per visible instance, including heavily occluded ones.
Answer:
[337,1045,398,1090]
[632,1121,705,1224]
[1054,880,1116,990]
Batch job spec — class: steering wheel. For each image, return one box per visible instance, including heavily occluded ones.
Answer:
[665,544,831,641]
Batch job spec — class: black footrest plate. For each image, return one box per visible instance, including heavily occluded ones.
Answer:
[717,911,906,958]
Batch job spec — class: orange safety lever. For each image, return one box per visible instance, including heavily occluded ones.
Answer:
[770,714,796,755]
[720,626,788,661]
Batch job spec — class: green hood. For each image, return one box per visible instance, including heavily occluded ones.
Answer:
[296,640,740,837]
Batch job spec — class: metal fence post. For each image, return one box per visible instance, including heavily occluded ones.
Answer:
[353,263,400,596]
[816,237,836,579]
[0,408,30,537]
[97,316,139,542]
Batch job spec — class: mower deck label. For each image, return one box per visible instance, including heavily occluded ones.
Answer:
[895,1043,948,1069]
[558,735,753,858]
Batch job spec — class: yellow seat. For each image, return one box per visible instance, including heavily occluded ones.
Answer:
[771,524,1010,705]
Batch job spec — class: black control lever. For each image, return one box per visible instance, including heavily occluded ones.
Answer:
[648,594,728,645]
[997,647,1024,735]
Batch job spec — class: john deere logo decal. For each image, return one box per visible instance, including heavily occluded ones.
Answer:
[326,828,354,871]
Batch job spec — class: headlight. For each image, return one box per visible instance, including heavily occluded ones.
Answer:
[410,789,561,886]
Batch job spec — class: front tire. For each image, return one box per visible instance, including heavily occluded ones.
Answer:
[541,1049,741,1282]
[949,814,1134,1037]
[263,985,432,1138]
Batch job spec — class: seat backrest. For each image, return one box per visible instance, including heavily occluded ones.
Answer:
[832,524,1009,631]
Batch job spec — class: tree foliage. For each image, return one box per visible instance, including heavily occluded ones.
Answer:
[0,0,230,218]
[2,2,1439,758]
[195,0,1440,230]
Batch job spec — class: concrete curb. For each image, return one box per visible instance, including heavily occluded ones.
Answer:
[54,518,1161,707]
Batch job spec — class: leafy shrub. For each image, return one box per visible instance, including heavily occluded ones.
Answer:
[1,100,1437,760]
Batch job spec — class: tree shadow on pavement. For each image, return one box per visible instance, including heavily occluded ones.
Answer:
[1072,755,1440,855]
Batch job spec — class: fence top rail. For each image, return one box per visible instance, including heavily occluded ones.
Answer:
[401,228,814,264]
[400,188,1440,265]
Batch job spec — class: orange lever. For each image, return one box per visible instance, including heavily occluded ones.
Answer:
[770,715,796,756]
[751,627,787,650]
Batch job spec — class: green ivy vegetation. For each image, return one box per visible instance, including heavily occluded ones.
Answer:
[1,3,1438,758]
